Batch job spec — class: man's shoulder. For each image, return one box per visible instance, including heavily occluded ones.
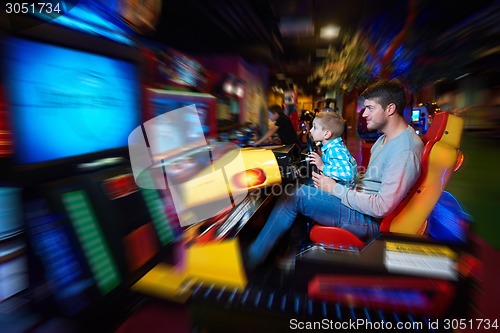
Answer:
[396,126,424,151]
[406,127,424,152]
[275,114,291,125]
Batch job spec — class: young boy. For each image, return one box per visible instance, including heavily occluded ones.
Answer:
[308,111,358,187]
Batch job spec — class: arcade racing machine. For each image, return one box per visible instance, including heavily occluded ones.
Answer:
[180,115,476,333]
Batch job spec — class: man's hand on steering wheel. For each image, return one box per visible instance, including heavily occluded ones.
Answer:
[312,171,337,192]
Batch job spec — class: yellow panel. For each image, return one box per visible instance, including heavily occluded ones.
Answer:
[176,168,231,208]
[237,148,283,187]
[390,142,460,234]
[177,148,281,209]
[131,263,192,303]
[440,114,464,148]
[186,238,247,290]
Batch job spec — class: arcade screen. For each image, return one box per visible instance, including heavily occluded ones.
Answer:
[147,89,214,136]
[141,90,216,164]
[411,110,421,123]
[2,36,141,165]
[0,187,23,238]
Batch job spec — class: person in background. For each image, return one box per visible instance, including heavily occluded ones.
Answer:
[245,79,424,270]
[308,111,357,187]
[254,104,300,146]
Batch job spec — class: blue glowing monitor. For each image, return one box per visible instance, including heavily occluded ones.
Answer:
[3,37,141,165]
[411,109,421,123]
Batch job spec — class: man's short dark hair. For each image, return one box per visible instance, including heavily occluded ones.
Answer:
[361,79,406,116]
[268,104,284,115]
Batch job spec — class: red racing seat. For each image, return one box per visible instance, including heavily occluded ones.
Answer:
[309,112,465,249]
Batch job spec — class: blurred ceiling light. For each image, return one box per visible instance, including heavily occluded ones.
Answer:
[320,25,340,39]
[455,73,470,80]
[476,45,500,58]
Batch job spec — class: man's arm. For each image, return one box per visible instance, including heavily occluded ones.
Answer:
[331,150,420,218]
[255,124,278,145]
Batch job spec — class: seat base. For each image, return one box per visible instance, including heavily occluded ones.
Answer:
[309,225,365,249]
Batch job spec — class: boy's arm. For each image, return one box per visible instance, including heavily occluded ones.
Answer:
[308,152,324,171]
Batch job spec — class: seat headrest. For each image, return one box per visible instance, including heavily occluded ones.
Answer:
[423,112,447,145]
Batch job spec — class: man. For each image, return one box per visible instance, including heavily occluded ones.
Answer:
[246,79,423,269]
[255,104,300,146]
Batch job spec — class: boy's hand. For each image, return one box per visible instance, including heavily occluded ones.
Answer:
[312,171,336,192]
[308,152,324,171]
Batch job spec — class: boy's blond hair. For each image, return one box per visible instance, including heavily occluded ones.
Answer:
[315,111,345,139]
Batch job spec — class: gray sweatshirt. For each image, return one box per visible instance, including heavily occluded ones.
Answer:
[332,126,424,218]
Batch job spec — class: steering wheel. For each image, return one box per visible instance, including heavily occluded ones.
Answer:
[306,133,316,154]
[305,134,319,176]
